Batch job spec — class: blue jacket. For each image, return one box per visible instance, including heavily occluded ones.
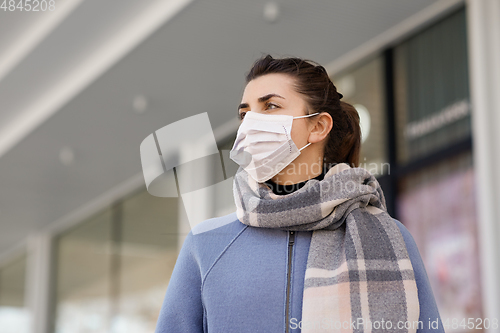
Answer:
[155,212,445,333]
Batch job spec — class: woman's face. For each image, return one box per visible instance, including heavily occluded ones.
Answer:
[238,73,313,151]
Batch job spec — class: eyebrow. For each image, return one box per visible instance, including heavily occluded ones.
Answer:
[238,93,285,111]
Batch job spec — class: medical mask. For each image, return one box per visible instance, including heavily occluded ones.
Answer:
[229,111,319,183]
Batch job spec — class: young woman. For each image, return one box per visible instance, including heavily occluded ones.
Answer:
[154,55,445,333]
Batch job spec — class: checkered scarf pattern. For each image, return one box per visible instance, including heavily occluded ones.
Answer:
[233,163,420,333]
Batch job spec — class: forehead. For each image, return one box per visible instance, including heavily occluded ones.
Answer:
[241,73,298,101]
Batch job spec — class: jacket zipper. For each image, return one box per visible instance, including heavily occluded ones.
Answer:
[285,230,295,333]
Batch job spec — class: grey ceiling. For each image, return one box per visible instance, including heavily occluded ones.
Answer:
[0,0,442,255]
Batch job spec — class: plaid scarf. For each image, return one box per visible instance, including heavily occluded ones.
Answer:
[233,163,420,333]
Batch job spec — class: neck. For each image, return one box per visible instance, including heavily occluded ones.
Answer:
[270,155,324,185]
[265,169,325,195]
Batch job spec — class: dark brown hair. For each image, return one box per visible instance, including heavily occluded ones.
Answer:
[245,54,361,168]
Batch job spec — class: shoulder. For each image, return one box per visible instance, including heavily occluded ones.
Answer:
[392,219,414,245]
[391,222,445,332]
[392,218,421,265]
[181,212,247,271]
[391,218,428,292]
[190,211,243,235]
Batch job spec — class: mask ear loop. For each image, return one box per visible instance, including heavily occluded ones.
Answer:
[294,112,319,151]
[293,112,320,119]
[298,142,312,151]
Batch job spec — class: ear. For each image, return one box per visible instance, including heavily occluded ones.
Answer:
[308,112,333,144]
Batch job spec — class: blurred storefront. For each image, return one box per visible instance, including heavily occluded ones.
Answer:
[333,7,484,325]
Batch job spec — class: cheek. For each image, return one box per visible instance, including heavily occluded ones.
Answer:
[290,120,309,146]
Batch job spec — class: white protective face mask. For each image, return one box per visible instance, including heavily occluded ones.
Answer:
[229,110,319,183]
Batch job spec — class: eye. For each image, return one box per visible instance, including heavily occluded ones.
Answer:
[266,102,280,110]
[238,111,247,120]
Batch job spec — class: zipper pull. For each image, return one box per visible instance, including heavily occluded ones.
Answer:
[289,230,295,245]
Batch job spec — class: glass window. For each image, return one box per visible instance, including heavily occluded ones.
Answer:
[394,8,470,164]
[52,208,114,333]
[397,151,482,320]
[333,56,388,176]
[112,191,179,333]
[0,254,29,333]
[51,189,181,333]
